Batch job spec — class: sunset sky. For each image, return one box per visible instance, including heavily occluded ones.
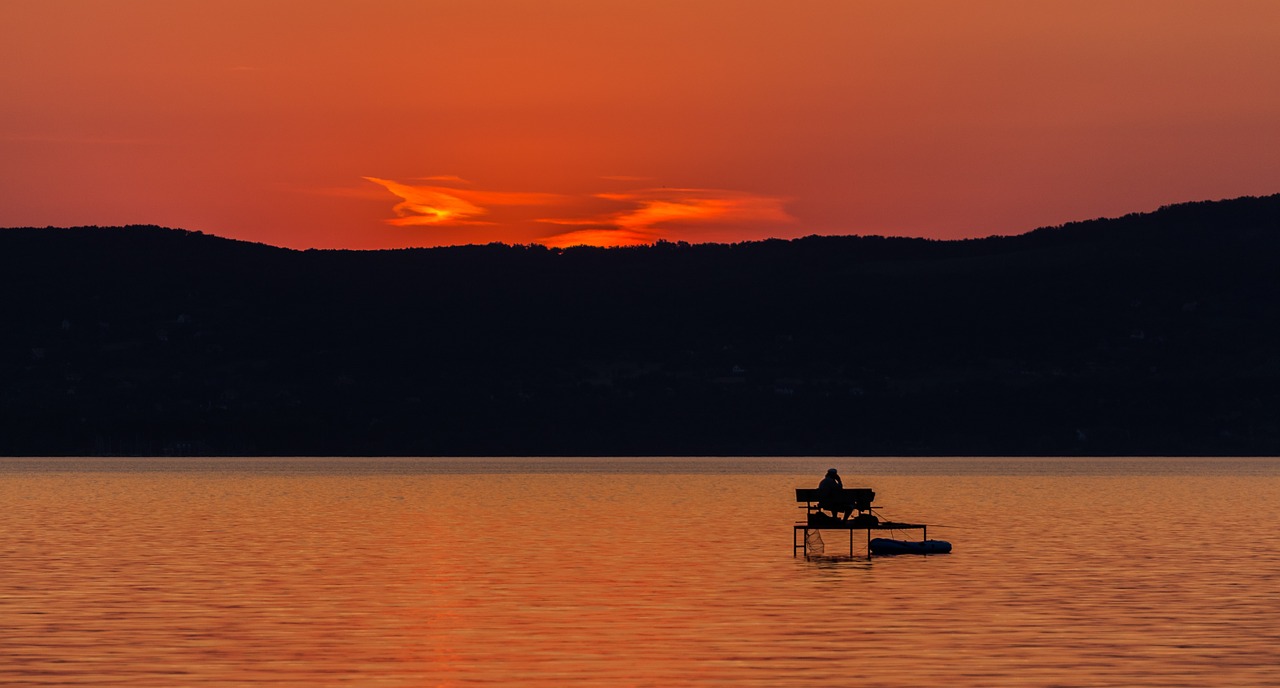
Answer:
[3,1,1279,249]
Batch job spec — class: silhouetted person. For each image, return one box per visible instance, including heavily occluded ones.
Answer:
[818,468,853,521]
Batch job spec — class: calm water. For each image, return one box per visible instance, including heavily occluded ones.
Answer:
[2,457,1279,687]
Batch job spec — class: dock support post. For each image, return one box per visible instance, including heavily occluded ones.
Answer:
[794,526,810,558]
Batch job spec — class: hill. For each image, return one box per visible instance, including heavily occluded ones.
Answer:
[3,194,1280,456]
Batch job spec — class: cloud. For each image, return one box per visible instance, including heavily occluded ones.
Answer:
[361,176,794,246]
[605,188,793,229]
[364,177,564,227]
[536,188,793,246]
[364,177,486,226]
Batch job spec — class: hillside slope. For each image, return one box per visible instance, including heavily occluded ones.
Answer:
[3,195,1279,455]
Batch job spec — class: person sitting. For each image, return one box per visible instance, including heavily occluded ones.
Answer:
[817,468,853,521]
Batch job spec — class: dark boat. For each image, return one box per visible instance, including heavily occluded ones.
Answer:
[869,538,952,555]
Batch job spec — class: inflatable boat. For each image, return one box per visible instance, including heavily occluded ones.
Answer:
[869,538,952,555]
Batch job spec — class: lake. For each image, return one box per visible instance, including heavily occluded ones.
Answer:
[2,457,1278,686]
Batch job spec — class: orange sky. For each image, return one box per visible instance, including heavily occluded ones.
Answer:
[3,1,1279,249]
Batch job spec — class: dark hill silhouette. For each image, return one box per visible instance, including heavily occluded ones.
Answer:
[3,194,1280,456]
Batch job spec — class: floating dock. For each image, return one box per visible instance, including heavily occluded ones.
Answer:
[793,487,943,559]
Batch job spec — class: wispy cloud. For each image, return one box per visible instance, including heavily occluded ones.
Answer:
[364,177,563,227]
[537,188,793,247]
[361,176,794,247]
[601,188,793,229]
[364,177,485,226]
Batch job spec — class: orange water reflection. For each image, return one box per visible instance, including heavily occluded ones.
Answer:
[1,458,1278,686]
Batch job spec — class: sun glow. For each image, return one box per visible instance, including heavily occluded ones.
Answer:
[536,228,657,249]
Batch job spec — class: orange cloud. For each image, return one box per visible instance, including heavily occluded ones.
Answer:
[364,177,485,226]
[606,189,792,229]
[363,177,793,247]
[364,177,564,227]
[536,187,793,246]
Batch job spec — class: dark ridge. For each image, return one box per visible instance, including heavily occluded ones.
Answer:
[3,194,1279,456]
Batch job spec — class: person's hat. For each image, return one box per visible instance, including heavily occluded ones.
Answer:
[827,468,838,474]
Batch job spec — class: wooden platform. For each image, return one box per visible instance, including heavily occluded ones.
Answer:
[794,486,934,558]
[793,521,928,558]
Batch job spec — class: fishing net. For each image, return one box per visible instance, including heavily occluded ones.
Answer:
[805,528,824,556]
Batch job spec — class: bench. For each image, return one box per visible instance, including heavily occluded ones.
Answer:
[795,487,875,516]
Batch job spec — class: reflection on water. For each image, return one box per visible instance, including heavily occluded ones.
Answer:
[2,457,1278,686]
